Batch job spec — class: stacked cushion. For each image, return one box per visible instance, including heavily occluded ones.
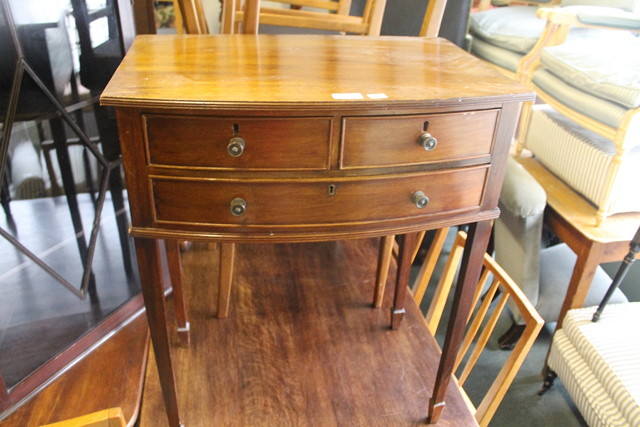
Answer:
[524,104,640,215]
[548,303,640,426]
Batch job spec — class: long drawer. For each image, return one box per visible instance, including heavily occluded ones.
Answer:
[150,166,489,227]
[340,110,499,168]
[144,114,333,170]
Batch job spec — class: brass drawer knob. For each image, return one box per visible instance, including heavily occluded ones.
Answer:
[227,137,245,157]
[230,197,247,216]
[418,132,437,151]
[412,191,429,209]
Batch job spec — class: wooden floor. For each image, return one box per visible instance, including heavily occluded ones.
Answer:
[141,239,477,426]
[1,311,149,426]
[0,195,140,389]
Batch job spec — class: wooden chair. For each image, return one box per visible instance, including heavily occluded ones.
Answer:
[39,407,126,427]
[413,228,543,426]
[175,0,210,34]
[219,0,386,35]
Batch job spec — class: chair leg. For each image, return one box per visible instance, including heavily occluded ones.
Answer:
[497,321,526,350]
[411,228,449,305]
[1,171,12,218]
[166,239,190,347]
[50,117,97,300]
[391,232,417,330]
[91,100,134,273]
[538,366,558,395]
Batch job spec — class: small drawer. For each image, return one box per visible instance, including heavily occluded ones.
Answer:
[151,166,488,228]
[144,115,332,170]
[341,110,499,168]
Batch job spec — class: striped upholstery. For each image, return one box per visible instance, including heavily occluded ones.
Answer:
[548,303,640,426]
[524,104,640,215]
[549,331,631,426]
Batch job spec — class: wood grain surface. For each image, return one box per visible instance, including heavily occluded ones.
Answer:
[1,312,148,427]
[140,239,478,426]
[101,35,531,109]
[515,156,640,244]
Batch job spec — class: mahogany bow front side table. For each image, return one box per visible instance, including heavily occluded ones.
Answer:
[101,34,533,426]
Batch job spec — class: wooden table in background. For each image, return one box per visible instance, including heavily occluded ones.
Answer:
[102,34,533,426]
[516,156,640,330]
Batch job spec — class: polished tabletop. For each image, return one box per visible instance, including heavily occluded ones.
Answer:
[101,34,531,109]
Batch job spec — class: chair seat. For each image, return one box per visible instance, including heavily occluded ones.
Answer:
[540,37,640,111]
[548,303,640,426]
[533,69,632,130]
[524,104,640,215]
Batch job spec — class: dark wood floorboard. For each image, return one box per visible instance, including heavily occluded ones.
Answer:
[0,195,139,388]
[141,239,477,426]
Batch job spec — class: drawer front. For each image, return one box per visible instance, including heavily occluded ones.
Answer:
[145,115,332,170]
[151,167,488,227]
[341,110,499,168]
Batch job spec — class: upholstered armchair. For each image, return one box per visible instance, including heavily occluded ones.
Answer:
[469,0,558,80]
[493,157,628,348]
[468,0,637,82]
[516,5,640,223]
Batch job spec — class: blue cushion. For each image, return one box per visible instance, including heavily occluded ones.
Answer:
[469,37,523,72]
[540,37,640,109]
[562,0,640,13]
[576,7,640,29]
[470,6,544,54]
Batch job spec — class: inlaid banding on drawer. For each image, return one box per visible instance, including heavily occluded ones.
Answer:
[144,115,332,170]
[341,110,499,169]
[151,167,489,228]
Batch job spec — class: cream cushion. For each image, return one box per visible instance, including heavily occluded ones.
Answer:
[549,303,640,426]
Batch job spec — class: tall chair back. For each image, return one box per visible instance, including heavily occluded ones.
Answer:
[219,0,386,35]
[413,229,543,426]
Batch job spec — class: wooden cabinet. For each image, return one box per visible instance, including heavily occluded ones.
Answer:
[102,34,533,426]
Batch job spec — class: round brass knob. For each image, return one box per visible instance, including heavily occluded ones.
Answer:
[227,137,245,157]
[412,191,429,209]
[418,132,437,151]
[230,197,247,216]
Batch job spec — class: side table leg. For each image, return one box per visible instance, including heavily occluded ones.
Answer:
[540,243,604,376]
[217,242,236,318]
[166,239,190,347]
[391,232,416,330]
[555,243,604,329]
[373,235,395,308]
[135,237,182,427]
[428,220,492,423]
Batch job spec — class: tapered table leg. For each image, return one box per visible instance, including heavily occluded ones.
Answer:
[373,235,395,308]
[428,220,492,423]
[134,237,182,427]
[166,239,190,347]
[217,242,236,318]
[391,232,417,330]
